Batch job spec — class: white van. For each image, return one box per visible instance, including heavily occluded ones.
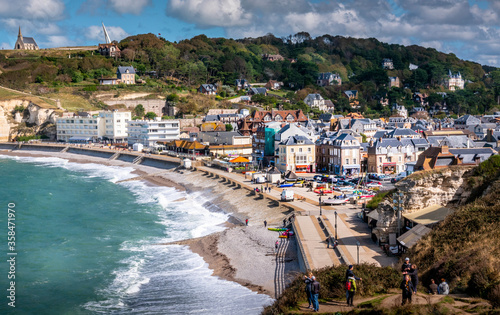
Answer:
[281,189,295,201]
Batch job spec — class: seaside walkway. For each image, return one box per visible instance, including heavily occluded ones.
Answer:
[195,166,397,271]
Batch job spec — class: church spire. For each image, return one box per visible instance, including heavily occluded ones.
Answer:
[18,26,22,39]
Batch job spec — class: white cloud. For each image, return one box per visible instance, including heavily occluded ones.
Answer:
[1,42,12,49]
[0,0,65,20]
[167,0,252,27]
[40,35,74,48]
[78,0,151,15]
[109,0,151,15]
[85,25,129,42]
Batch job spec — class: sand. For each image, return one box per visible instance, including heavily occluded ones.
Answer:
[0,148,300,297]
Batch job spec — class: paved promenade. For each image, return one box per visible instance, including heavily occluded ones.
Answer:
[196,166,397,270]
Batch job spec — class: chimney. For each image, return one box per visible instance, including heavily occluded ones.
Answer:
[487,128,493,142]
[441,145,449,154]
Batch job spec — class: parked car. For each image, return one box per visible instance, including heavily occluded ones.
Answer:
[366,181,383,188]
[280,189,295,201]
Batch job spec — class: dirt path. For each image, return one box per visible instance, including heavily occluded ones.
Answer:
[292,291,491,314]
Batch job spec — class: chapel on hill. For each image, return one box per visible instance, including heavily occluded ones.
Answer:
[14,27,39,50]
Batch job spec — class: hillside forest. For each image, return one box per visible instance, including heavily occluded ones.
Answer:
[0,32,499,118]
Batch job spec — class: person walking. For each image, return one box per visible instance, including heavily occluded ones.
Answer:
[346,275,357,306]
[311,276,320,312]
[401,274,414,305]
[345,265,361,304]
[438,278,449,295]
[245,218,249,226]
[275,240,279,253]
[304,273,314,309]
[264,220,267,227]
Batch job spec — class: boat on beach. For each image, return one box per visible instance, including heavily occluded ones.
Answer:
[268,227,288,231]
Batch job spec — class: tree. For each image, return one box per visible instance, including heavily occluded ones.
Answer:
[144,112,157,120]
[225,124,233,131]
[134,104,145,117]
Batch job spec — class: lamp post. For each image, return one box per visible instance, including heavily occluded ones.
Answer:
[334,210,338,240]
[356,241,360,265]
[319,195,322,216]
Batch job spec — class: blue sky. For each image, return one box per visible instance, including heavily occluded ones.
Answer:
[0,0,499,66]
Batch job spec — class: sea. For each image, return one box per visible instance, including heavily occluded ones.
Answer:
[0,155,274,314]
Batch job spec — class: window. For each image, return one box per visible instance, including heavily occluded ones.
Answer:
[353,158,357,164]
[308,148,312,153]
[345,158,349,164]
[299,148,303,153]
[399,156,402,162]
[291,148,294,153]
[379,157,382,163]
[388,157,392,162]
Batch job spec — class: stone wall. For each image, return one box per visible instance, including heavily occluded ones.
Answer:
[101,99,167,116]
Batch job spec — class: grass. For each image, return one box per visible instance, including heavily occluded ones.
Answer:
[45,92,96,111]
[358,295,390,308]
[0,86,57,109]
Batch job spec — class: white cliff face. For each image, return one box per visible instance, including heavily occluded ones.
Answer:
[373,167,474,243]
[26,103,57,125]
[396,167,474,211]
[0,100,57,141]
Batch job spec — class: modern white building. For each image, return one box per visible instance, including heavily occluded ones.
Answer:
[56,110,132,143]
[127,118,180,147]
[56,114,103,142]
[100,110,131,142]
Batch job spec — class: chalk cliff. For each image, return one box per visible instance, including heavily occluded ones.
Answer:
[373,166,474,243]
[0,99,57,141]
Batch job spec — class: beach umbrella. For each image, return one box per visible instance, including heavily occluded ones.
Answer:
[230,156,250,163]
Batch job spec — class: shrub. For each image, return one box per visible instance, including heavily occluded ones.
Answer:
[366,189,395,210]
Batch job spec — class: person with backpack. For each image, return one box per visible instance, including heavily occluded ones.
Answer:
[304,273,314,309]
[345,265,361,306]
[311,276,320,312]
[346,276,357,306]
[400,274,414,305]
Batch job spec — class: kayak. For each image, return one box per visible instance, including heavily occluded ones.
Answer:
[268,227,288,231]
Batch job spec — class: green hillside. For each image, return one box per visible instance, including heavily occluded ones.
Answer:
[0,32,499,117]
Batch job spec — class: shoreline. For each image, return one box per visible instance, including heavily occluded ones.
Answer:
[0,149,299,297]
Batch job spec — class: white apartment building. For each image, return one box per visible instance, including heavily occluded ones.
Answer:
[127,118,180,147]
[56,115,103,142]
[100,110,131,142]
[56,110,132,143]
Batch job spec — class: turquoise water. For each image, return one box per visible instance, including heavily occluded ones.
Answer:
[0,156,273,314]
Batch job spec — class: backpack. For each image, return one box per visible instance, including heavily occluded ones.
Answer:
[345,280,352,291]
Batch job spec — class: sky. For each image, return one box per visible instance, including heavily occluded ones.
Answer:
[0,0,499,66]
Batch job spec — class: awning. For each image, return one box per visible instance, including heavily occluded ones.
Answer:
[229,156,250,163]
[343,164,360,169]
[69,136,91,141]
[367,210,380,221]
[383,162,396,166]
[403,204,452,225]
[397,224,432,248]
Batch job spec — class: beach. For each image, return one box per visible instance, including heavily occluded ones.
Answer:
[0,148,301,298]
